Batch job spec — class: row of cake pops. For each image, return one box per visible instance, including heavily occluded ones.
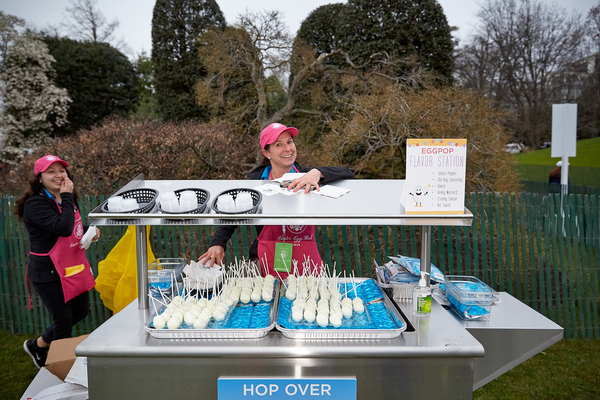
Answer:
[280,261,366,328]
[150,259,275,330]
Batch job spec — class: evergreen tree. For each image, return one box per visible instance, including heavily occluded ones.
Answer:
[151,0,225,121]
[345,0,453,83]
[296,0,454,84]
[133,51,158,118]
[295,3,346,56]
[44,36,138,135]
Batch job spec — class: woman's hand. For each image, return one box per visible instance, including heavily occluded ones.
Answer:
[60,176,74,193]
[198,245,225,268]
[288,168,323,193]
[92,227,100,242]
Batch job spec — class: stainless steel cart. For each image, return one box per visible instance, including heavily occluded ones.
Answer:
[78,176,562,399]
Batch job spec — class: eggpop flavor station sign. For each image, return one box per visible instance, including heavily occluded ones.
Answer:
[404,138,467,215]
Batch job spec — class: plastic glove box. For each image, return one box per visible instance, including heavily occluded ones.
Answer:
[148,258,187,298]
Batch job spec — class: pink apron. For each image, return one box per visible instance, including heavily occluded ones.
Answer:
[257,225,322,278]
[30,206,95,303]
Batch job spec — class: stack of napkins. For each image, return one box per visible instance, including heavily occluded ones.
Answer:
[182,261,223,290]
[317,185,350,198]
[79,226,96,249]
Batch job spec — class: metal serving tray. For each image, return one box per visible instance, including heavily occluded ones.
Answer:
[144,281,280,339]
[276,278,407,339]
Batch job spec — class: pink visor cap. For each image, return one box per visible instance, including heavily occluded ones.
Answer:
[260,123,298,149]
[34,155,69,175]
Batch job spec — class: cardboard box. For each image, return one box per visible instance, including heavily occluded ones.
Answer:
[21,335,90,400]
[45,335,88,382]
[64,357,88,388]
[20,367,63,400]
[21,359,89,400]
[31,383,87,400]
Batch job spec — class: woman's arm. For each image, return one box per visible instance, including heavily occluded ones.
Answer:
[199,225,237,267]
[24,193,76,237]
[311,166,354,184]
[201,166,269,266]
[287,165,354,193]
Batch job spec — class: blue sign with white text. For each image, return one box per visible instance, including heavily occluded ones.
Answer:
[218,378,357,399]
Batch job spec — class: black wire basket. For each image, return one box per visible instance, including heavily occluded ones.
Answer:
[101,188,158,214]
[158,188,210,214]
[211,188,262,215]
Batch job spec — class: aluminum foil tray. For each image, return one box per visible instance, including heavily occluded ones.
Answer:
[276,278,406,339]
[144,281,279,339]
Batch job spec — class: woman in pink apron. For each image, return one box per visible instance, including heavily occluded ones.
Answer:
[199,123,353,278]
[15,155,100,368]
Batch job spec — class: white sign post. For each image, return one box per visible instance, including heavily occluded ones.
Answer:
[551,104,577,195]
[404,139,467,215]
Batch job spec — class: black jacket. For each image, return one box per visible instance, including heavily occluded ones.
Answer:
[210,163,354,260]
[23,191,85,283]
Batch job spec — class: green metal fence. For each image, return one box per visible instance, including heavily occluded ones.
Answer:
[1,193,598,339]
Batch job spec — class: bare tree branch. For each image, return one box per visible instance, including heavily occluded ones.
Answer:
[455,0,586,147]
[61,0,125,50]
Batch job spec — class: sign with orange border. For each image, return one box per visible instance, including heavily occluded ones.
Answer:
[405,139,467,215]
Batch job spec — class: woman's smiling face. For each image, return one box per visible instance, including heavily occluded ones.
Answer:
[262,131,297,171]
[39,162,68,194]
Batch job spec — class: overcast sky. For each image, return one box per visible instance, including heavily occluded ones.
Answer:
[0,0,597,58]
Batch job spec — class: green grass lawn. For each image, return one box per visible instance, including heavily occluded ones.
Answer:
[514,137,600,187]
[473,339,600,400]
[2,328,599,399]
[1,330,38,400]
[516,136,600,167]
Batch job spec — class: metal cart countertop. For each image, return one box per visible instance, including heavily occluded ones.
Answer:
[88,175,473,227]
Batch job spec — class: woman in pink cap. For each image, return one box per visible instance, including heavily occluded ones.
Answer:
[15,155,100,369]
[199,123,353,277]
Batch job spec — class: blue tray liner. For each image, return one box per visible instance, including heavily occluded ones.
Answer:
[277,279,400,330]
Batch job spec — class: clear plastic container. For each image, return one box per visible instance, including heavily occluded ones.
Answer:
[148,258,187,298]
[446,294,492,320]
[377,281,416,300]
[443,275,497,303]
[443,275,496,320]
[374,264,417,300]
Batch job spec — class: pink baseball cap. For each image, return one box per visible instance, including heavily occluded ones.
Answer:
[34,155,69,174]
[260,123,298,149]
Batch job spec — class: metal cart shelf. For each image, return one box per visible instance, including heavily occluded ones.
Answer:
[78,175,562,400]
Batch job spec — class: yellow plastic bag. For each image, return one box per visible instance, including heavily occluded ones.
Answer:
[95,226,155,313]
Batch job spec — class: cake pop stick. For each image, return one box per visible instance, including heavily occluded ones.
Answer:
[341,279,368,298]
[261,254,269,276]
[271,254,287,290]
[149,293,161,316]
[324,279,343,307]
